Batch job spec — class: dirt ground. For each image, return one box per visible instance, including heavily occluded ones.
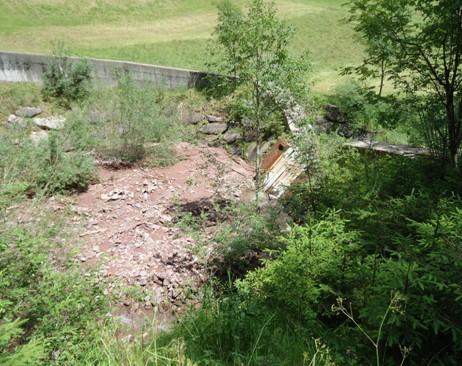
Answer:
[66,143,255,328]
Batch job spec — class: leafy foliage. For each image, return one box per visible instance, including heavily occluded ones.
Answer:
[42,49,91,108]
[0,129,95,198]
[0,229,110,365]
[80,73,186,164]
[243,211,359,325]
[168,285,322,366]
[347,0,462,167]
[212,0,310,194]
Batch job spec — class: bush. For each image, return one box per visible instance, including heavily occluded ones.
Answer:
[243,211,360,325]
[166,285,322,366]
[0,229,110,365]
[83,74,183,164]
[240,203,462,365]
[42,52,91,107]
[0,129,96,197]
[0,319,45,366]
[258,142,462,365]
[331,82,421,144]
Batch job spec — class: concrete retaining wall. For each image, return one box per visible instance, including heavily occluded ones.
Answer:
[0,51,209,89]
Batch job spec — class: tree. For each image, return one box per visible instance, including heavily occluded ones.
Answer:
[343,36,393,98]
[348,0,462,167]
[212,0,309,200]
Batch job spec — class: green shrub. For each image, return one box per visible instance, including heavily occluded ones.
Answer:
[42,52,91,107]
[84,74,183,164]
[166,285,322,366]
[330,82,421,144]
[242,211,360,325]
[0,229,110,365]
[0,129,96,197]
[240,203,462,365]
[212,202,284,278]
[0,320,46,366]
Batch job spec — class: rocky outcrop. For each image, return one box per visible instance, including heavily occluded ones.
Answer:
[205,115,224,123]
[223,129,242,144]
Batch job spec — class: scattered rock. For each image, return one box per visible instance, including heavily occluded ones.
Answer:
[325,104,346,123]
[229,144,242,156]
[115,314,133,326]
[33,116,66,130]
[205,114,224,123]
[202,134,221,147]
[7,114,26,127]
[66,142,255,320]
[223,129,242,144]
[199,123,228,135]
[15,107,42,118]
[101,189,134,202]
[337,124,354,138]
[30,130,49,145]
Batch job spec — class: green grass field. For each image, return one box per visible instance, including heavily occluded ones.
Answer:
[0,0,363,92]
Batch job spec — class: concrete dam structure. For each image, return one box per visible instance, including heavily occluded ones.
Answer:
[0,50,209,89]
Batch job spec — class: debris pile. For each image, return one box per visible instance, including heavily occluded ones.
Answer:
[71,143,254,314]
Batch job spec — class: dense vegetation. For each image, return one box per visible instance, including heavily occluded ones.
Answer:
[1,0,462,365]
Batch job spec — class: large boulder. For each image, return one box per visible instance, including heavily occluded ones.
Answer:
[199,123,228,135]
[182,111,204,125]
[15,107,42,118]
[33,116,66,130]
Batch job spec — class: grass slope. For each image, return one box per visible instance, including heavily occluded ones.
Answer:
[0,0,363,92]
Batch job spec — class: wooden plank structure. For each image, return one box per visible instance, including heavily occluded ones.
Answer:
[261,138,430,199]
[261,139,305,199]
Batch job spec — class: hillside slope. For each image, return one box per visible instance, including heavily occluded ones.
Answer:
[0,0,362,92]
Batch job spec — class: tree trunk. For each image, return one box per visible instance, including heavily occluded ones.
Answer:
[378,57,385,97]
[446,91,459,168]
[254,80,262,209]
